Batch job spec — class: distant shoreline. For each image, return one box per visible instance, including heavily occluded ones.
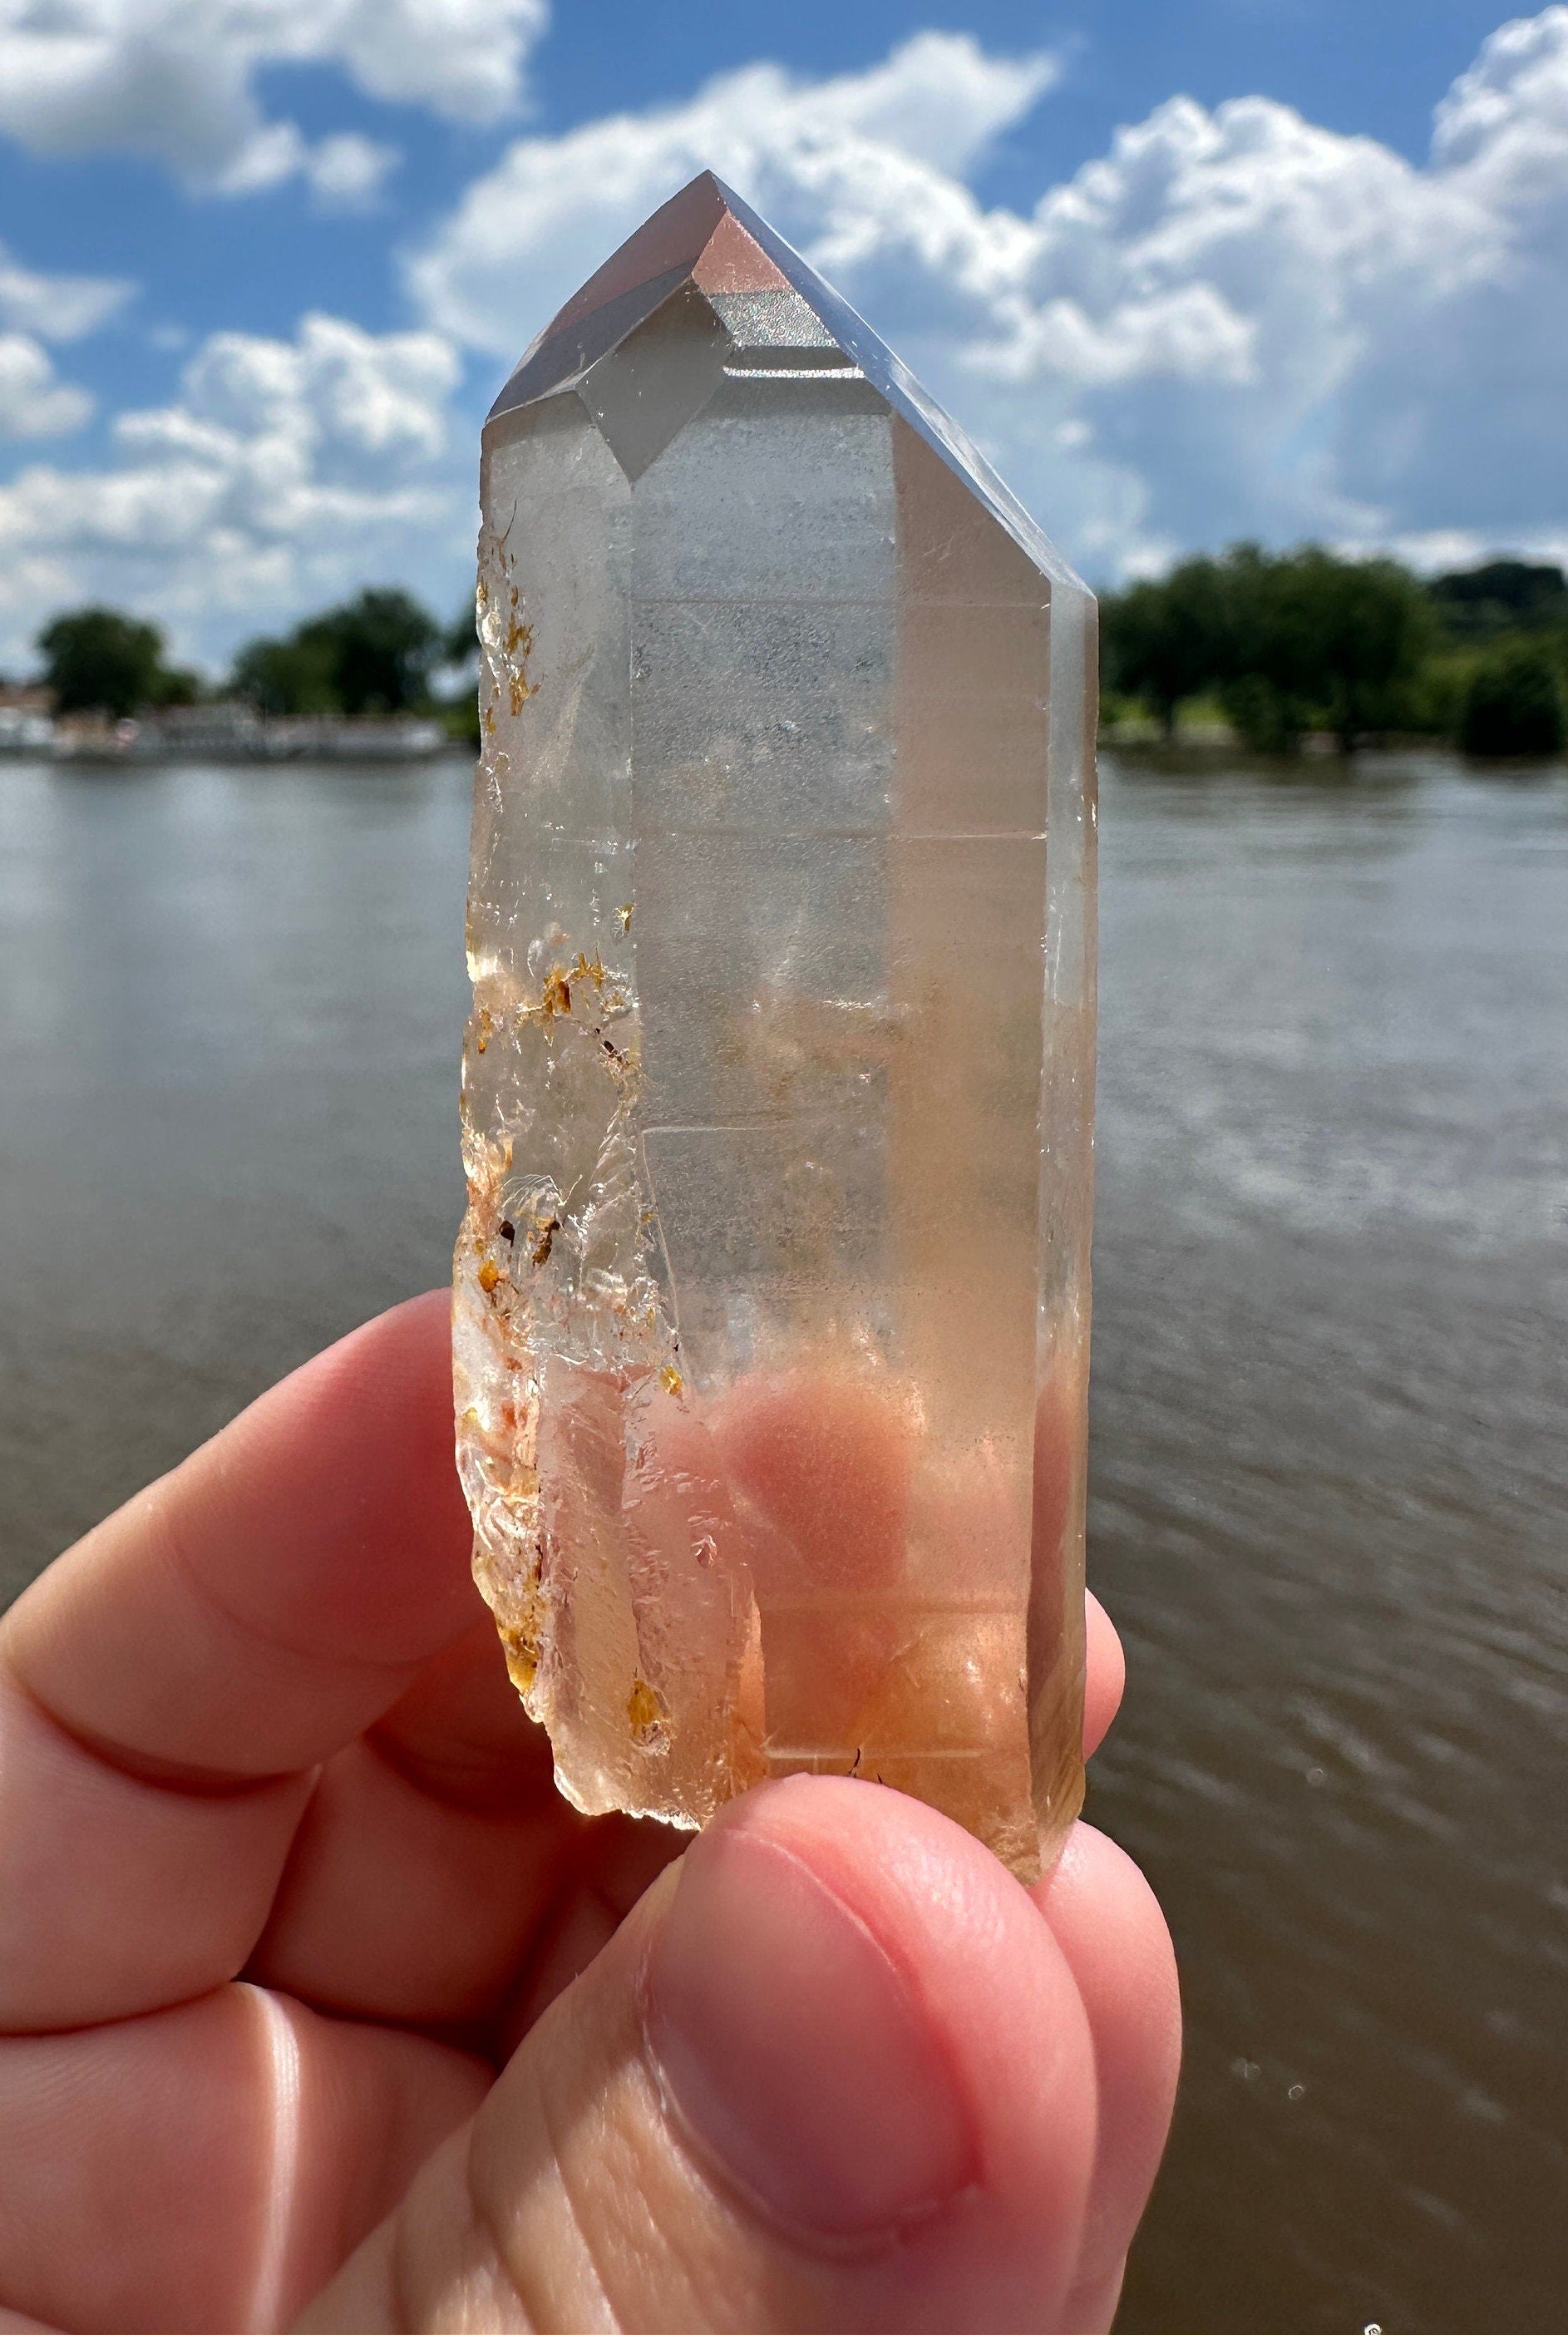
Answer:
[2,708,455,765]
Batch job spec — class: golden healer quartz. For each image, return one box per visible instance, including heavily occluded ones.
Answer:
[453,173,1097,1881]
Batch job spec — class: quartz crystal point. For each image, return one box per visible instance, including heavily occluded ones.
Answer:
[454,172,1097,1882]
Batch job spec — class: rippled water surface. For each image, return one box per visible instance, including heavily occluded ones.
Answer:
[1,749,1564,2329]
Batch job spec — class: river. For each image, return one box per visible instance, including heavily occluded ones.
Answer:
[1,748,1563,2330]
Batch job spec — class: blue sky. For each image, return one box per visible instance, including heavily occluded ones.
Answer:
[0,0,1562,669]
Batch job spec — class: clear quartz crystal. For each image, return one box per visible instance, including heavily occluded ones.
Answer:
[454,173,1097,1882]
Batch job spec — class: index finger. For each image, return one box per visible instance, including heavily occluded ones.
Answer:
[0,1291,476,2029]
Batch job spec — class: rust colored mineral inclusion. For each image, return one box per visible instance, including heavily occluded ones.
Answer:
[454,172,1097,1881]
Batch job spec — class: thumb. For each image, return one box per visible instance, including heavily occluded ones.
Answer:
[295,1776,1105,2335]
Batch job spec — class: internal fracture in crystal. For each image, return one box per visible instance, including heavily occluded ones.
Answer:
[453,172,1097,1881]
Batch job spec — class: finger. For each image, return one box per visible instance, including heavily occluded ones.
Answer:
[242,1609,678,2041]
[1034,1823,1181,2310]
[297,1775,1101,2335]
[1061,2263,1128,2335]
[1083,1590,1126,1757]
[242,1622,574,2034]
[492,1812,686,2051]
[0,1292,479,2029]
[0,1985,489,2335]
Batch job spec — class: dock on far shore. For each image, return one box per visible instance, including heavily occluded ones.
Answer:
[0,694,455,764]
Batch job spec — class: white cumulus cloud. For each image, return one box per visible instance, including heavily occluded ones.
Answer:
[407,32,1060,351]
[0,241,131,342]
[412,8,1568,578]
[215,126,400,210]
[0,0,548,195]
[0,313,466,663]
[11,8,1568,658]
[0,239,129,442]
[0,338,93,437]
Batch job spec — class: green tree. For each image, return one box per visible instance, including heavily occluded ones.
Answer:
[1206,543,1312,749]
[230,588,443,717]
[444,600,478,665]
[310,588,442,716]
[1215,670,1304,755]
[438,597,481,748]
[1212,545,1437,751]
[37,608,198,719]
[229,631,341,717]
[1100,555,1235,736]
[1292,550,1434,748]
[1102,544,1440,751]
[1430,559,1568,641]
[1458,640,1567,757]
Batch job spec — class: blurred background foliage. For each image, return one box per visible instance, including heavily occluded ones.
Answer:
[1099,547,1567,756]
[32,587,482,745]
[36,609,201,722]
[23,549,1568,760]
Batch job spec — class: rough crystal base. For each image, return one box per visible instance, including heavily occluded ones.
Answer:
[454,173,1097,1882]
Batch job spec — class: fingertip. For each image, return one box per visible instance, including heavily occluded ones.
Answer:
[3,1291,476,1794]
[244,1287,456,1497]
[249,1286,453,1459]
[646,1810,976,2240]
[1061,2259,1128,2335]
[671,1775,1100,2272]
[1083,1591,1126,1757]
[1036,1822,1180,2069]
[1033,1823,1181,2289]
[205,1289,473,1659]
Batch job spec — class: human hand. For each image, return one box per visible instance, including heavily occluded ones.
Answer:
[0,1292,1179,2335]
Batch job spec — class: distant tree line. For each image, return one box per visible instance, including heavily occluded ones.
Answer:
[37,609,201,721]
[1102,548,1568,756]
[28,589,479,742]
[21,552,1568,759]
[231,590,473,723]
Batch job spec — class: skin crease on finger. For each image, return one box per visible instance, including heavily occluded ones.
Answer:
[0,1296,1177,2335]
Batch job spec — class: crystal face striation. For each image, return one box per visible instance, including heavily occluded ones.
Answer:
[454,173,1097,1882]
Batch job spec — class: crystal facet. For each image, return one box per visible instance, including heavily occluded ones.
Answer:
[454,173,1097,1881]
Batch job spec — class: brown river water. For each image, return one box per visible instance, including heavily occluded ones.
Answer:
[1,748,1563,2330]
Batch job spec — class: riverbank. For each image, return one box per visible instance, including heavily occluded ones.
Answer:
[2,705,452,763]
